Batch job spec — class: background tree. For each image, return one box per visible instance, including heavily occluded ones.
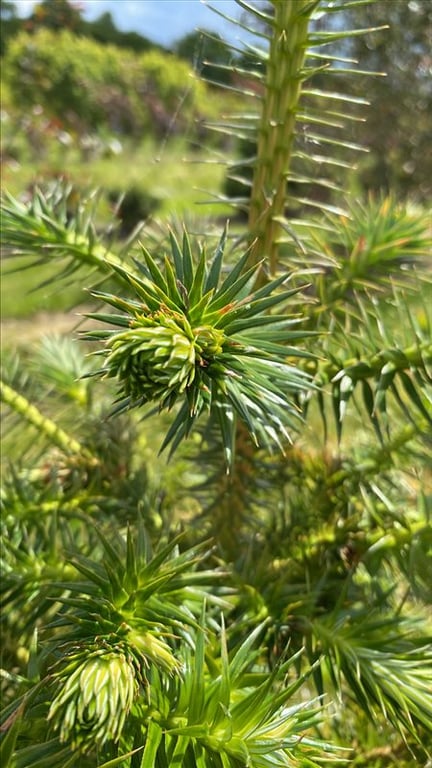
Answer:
[341,0,432,200]
[84,9,156,53]
[0,0,20,54]
[175,29,235,85]
[26,0,84,33]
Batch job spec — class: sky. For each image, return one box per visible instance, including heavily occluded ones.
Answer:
[14,0,245,48]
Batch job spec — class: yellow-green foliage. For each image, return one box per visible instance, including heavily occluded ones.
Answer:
[3,30,207,136]
[137,48,207,114]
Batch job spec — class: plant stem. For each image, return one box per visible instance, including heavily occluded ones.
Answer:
[248,0,314,276]
[1,379,90,458]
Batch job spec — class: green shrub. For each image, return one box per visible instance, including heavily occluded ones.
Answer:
[3,30,208,137]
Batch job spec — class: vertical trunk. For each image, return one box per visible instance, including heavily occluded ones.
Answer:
[248,0,314,276]
[213,2,315,553]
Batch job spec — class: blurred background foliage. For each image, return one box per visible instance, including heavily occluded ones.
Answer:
[1,0,431,204]
[1,0,431,323]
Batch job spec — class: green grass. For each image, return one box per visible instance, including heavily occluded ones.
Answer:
[2,136,229,217]
[1,257,89,318]
[1,135,233,320]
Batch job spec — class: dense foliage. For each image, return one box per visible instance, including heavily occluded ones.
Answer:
[1,1,432,767]
[2,29,207,137]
